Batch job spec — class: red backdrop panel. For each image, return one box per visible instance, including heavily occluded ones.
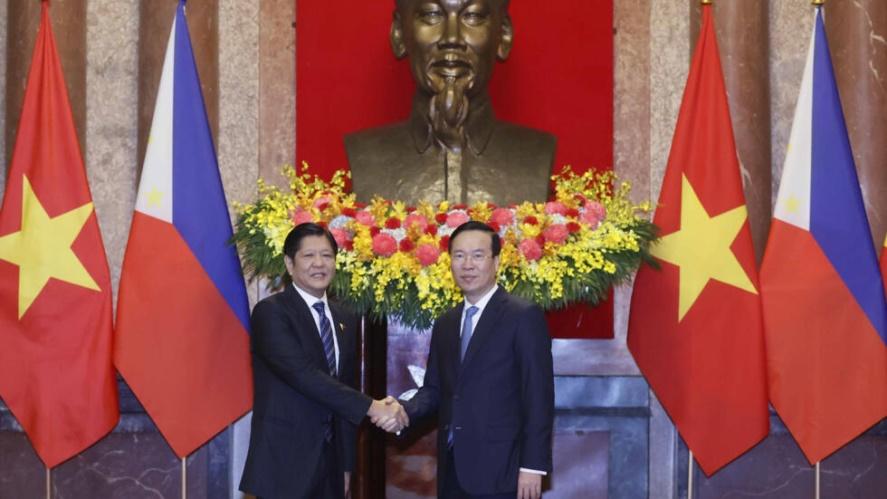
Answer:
[295,1,614,338]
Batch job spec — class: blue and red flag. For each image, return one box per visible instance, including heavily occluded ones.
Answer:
[760,8,887,464]
[115,1,252,457]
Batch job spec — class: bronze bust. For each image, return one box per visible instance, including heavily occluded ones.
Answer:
[345,0,555,206]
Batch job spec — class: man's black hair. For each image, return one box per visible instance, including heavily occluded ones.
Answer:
[283,223,338,259]
[448,221,501,257]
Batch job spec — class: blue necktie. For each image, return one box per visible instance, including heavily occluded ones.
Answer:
[460,305,479,362]
[312,302,337,376]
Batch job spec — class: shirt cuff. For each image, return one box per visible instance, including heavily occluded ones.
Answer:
[519,467,547,476]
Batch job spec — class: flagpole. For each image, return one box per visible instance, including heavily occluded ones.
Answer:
[687,450,694,499]
[815,461,820,499]
[45,467,50,499]
[181,457,187,499]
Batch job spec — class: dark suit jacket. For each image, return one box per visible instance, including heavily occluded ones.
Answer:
[402,287,555,496]
[239,285,372,499]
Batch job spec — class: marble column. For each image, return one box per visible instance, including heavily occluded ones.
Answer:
[259,0,296,187]
[691,0,772,261]
[138,0,219,170]
[825,0,887,249]
[5,0,87,166]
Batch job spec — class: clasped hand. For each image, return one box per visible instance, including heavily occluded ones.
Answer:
[368,396,409,433]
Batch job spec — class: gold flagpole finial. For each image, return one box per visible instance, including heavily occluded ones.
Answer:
[701,0,712,5]
[812,0,825,5]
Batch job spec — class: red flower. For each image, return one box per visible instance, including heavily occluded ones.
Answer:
[446,211,470,228]
[435,213,448,225]
[425,225,438,236]
[565,208,580,218]
[453,203,468,210]
[317,221,328,229]
[519,239,543,261]
[291,209,313,226]
[488,222,501,233]
[439,235,451,252]
[490,207,514,227]
[567,221,581,233]
[385,217,402,229]
[415,243,441,267]
[399,238,415,253]
[369,226,381,237]
[543,224,569,244]
[343,239,354,251]
[356,210,376,227]
[544,201,568,215]
[341,207,357,218]
[372,233,398,257]
[313,196,331,211]
[535,234,546,246]
[523,215,539,226]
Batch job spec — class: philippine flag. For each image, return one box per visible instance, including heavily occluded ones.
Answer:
[760,8,887,465]
[115,1,252,457]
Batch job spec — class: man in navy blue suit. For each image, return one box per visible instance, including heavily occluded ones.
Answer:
[403,221,554,499]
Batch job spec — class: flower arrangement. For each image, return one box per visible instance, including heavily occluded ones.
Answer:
[233,164,657,329]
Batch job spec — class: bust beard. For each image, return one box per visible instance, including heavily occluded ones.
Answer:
[427,75,473,153]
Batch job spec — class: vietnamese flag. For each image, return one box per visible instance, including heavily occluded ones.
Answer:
[0,2,118,468]
[760,8,887,465]
[627,5,768,475]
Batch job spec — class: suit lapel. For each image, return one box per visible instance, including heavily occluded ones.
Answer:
[446,303,464,379]
[459,287,507,374]
[329,302,347,380]
[283,285,328,370]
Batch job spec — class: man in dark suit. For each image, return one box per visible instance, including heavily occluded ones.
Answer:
[402,221,554,499]
[239,223,408,499]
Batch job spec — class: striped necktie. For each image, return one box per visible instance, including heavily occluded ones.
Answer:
[312,302,337,376]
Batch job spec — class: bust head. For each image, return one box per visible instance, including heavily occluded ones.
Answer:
[391,0,513,148]
[391,0,512,101]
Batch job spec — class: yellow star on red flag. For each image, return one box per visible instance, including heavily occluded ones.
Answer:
[650,175,757,321]
[0,175,99,319]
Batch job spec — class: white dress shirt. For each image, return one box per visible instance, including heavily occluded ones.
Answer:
[293,284,340,371]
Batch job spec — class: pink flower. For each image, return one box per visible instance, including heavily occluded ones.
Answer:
[355,210,376,227]
[581,201,606,228]
[371,233,398,257]
[544,201,568,216]
[446,210,470,228]
[519,238,543,261]
[490,207,514,227]
[330,228,350,249]
[291,209,313,225]
[543,224,569,244]
[415,243,441,267]
[404,213,429,232]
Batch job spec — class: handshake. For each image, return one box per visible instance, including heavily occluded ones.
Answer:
[367,396,410,433]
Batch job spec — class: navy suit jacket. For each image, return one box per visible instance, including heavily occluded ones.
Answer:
[403,287,555,496]
[239,285,372,499]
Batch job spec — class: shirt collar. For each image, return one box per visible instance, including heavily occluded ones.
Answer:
[463,284,498,317]
[292,283,329,311]
[409,92,496,156]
